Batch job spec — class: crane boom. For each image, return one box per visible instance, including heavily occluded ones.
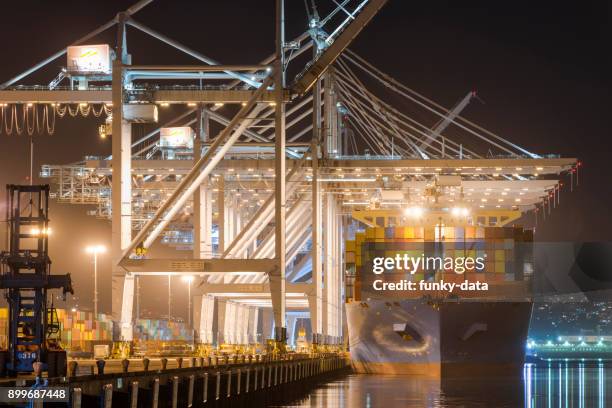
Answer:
[419,91,476,154]
[291,0,388,96]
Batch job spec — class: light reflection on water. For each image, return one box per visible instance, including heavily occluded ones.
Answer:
[281,362,612,407]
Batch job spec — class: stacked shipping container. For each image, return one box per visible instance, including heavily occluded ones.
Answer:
[0,309,195,353]
[345,226,533,301]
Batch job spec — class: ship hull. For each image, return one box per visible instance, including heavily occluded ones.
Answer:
[346,299,532,377]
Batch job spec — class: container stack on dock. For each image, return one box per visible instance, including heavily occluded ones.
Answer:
[345,225,534,300]
[134,318,194,342]
[0,308,113,354]
[0,309,197,356]
[57,309,114,346]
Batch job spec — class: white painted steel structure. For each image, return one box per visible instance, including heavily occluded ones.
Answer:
[1,0,578,348]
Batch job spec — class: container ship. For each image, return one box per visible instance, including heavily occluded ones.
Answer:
[345,207,537,377]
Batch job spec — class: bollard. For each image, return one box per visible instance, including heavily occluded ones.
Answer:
[268,365,272,388]
[254,367,258,390]
[96,360,105,375]
[199,357,204,367]
[236,369,241,395]
[171,376,179,408]
[72,387,82,408]
[261,366,265,389]
[191,357,197,368]
[202,372,209,404]
[102,384,113,408]
[130,381,138,408]
[142,358,150,372]
[122,359,130,374]
[161,358,168,371]
[274,364,278,386]
[226,370,232,398]
[215,372,221,401]
[177,357,183,369]
[152,378,159,408]
[187,375,194,407]
[262,366,266,389]
[245,368,250,393]
[68,361,78,378]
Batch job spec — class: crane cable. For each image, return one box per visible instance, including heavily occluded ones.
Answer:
[0,103,111,135]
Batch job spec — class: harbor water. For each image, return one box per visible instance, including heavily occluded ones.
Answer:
[282,362,612,407]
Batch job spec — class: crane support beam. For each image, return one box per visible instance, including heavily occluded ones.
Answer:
[68,157,574,176]
[201,282,312,294]
[0,90,112,103]
[323,158,577,171]
[0,89,289,104]
[126,18,262,88]
[133,89,288,104]
[0,89,288,104]
[291,0,388,95]
[126,65,270,72]
[119,258,277,274]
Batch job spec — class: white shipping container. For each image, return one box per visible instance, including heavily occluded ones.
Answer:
[67,44,111,73]
[160,127,194,148]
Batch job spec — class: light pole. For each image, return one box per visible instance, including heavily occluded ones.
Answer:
[85,245,106,316]
[182,276,194,327]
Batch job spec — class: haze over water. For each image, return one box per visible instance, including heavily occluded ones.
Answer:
[282,362,611,407]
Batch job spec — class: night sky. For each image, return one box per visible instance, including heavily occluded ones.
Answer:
[0,0,609,317]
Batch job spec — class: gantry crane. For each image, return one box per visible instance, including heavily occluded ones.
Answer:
[0,185,73,377]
